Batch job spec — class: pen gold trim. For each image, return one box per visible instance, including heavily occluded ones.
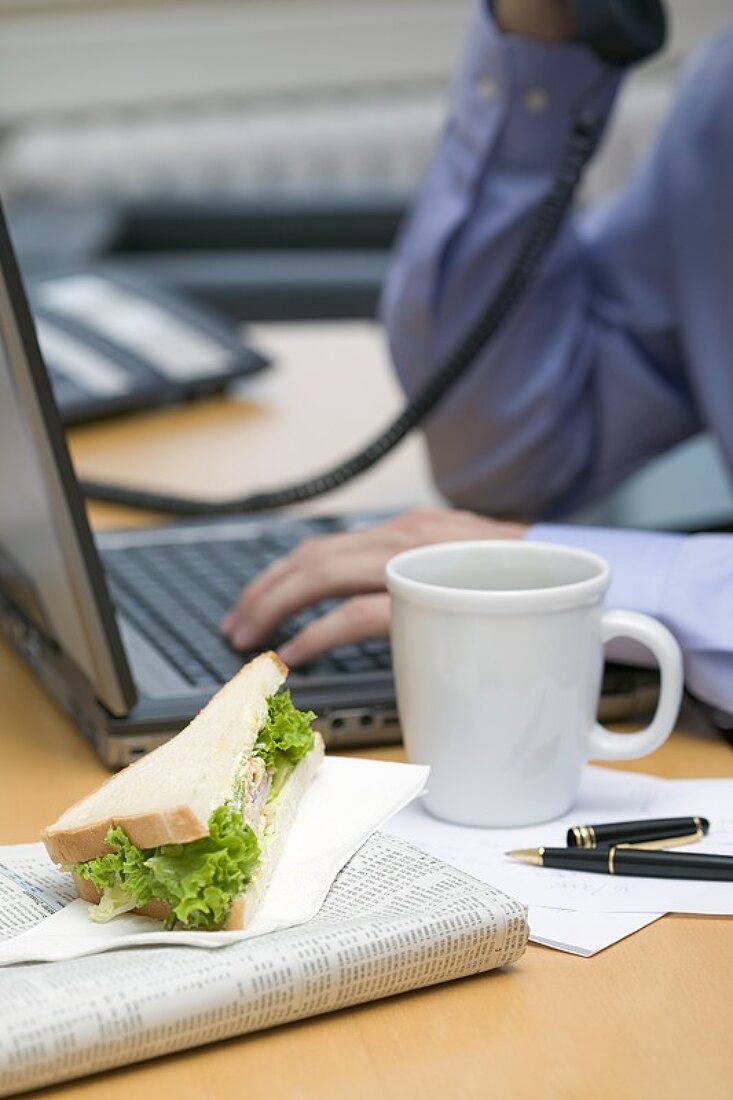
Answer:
[618,827,705,851]
[510,847,545,866]
[570,825,596,848]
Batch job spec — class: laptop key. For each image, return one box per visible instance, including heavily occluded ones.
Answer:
[333,656,378,673]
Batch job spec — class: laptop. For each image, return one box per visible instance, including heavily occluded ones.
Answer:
[0,201,661,768]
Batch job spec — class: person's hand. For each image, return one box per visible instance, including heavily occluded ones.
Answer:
[220,507,528,666]
[494,0,574,41]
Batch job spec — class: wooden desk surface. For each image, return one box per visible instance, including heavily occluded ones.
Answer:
[70,321,438,530]
[1,323,732,1099]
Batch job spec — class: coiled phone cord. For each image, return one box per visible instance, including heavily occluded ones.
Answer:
[79,109,605,517]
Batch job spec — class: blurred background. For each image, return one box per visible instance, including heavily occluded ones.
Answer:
[1,0,732,528]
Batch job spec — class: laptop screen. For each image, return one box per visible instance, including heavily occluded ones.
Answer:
[0,203,134,715]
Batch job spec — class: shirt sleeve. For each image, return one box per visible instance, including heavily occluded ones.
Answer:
[527,524,733,715]
[380,1,709,518]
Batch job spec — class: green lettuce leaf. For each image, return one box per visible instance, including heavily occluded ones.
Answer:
[88,884,139,923]
[145,805,260,930]
[76,824,158,909]
[254,691,315,797]
[74,805,260,930]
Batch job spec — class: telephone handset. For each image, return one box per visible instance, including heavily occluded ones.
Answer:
[567,0,666,64]
[80,0,667,516]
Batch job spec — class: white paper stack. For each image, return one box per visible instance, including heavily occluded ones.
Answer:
[385,766,733,955]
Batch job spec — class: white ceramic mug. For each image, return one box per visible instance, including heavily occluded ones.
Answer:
[386,541,684,827]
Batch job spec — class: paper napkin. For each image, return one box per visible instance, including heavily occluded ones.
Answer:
[0,757,428,964]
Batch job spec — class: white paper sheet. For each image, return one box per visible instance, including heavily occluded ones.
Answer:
[527,907,661,956]
[0,757,428,964]
[384,765,733,952]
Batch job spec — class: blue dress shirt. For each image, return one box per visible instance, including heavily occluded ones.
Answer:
[381,5,733,713]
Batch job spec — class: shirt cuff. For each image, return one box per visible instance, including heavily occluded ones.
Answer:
[525,524,685,620]
[454,1,621,169]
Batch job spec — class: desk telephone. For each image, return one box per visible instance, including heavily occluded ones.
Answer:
[80,0,667,515]
[29,268,270,426]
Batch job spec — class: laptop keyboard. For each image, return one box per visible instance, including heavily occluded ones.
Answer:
[100,528,393,688]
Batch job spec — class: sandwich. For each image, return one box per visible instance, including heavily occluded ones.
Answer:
[42,652,324,931]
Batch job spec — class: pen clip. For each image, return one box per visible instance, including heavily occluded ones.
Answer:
[614,825,705,851]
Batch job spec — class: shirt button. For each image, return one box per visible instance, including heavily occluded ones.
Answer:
[524,88,550,114]
[477,76,499,101]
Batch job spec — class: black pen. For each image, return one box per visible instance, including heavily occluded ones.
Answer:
[507,846,733,881]
[566,816,709,848]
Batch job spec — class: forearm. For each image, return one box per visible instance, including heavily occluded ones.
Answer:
[527,524,733,715]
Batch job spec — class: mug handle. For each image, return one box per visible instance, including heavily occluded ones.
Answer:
[588,609,684,761]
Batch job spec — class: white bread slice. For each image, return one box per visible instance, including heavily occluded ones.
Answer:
[72,731,325,930]
[42,651,288,865]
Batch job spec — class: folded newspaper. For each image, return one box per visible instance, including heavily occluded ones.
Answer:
[0,774,528,1097]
